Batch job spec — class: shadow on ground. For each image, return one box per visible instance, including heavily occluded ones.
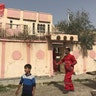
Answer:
[81,79,96,89]
[48,81,64,92]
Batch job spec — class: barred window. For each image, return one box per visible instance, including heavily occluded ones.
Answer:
[33,23,35,34]
[37,24,45,33]
[10,20,13,28]
[48,24,50,34]
[23,25,28,34]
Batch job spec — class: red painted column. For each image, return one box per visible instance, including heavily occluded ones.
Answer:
[27,43,31,64]
[1,42,5,78]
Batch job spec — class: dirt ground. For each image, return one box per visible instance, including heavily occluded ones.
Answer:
[0,80,96,96]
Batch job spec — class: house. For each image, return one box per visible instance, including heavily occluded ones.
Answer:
[0,8,96,78]
[0,8,52,36]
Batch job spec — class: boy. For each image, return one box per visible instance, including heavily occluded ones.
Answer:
[15,64,36,96]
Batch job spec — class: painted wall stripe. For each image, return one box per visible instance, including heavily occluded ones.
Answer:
[1,42,5,78]
[50,50,53,76]
[27,43,31,64]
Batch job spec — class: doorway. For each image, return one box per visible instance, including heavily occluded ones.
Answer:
[53,44,65,73]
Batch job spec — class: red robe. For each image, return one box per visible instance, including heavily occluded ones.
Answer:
[58,53,77,91]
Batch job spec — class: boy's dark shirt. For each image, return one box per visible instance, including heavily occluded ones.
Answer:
[19,74,36,96]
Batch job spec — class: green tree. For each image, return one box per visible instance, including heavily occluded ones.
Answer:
[55,10,96,57]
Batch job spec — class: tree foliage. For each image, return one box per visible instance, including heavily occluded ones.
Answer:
[55,10,96,57]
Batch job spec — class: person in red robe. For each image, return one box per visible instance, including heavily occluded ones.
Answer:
[57,47,77,93]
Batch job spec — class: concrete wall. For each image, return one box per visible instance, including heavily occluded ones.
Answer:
[0,39,96,79]
[73,44,96,74]
[57,42,96,75]
[0,39,53,78]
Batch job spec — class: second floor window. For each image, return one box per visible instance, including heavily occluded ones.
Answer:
[10,20,13,28]
[48,24,50,34]
[37,24,45,33]
[33,23,35,34]
[23,25,28,34]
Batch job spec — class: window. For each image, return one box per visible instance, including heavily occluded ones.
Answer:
[10,20,13,28]
[48,24,50,34]
[42,25,45,32]
[37,24,39,32]
[37,24,45,33]
[16,25,18,28]
[33,23,35,34]
[23,25,28,34]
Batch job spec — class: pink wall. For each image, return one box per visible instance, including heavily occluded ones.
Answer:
[1,42,5,78]
[7,9,20,19]
[50,51,53,76]
[6,9,52,23]
[26,43,31,64]
[0,40,52,78]
[39,13,51,22]
[23,11,37,20]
